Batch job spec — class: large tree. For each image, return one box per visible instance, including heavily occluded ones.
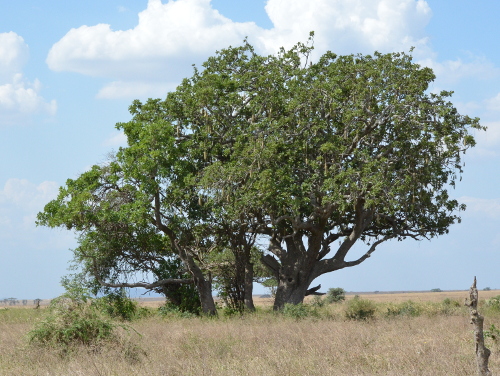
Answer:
[166,38,482,309]
[39,37,482,312]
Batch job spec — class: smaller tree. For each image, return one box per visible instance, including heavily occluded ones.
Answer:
[325,288,346,304]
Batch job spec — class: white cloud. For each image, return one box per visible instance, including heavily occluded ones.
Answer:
[486,93,500,112]
[0,32,56,125]
[102,131,127,147]
[47,0,260,81]
[0,74,57,117]
[473,121,500,148]
[0,178,59,212]
[0,32,29,81]
[460,196,500,219]
[47,0,433,99]
[419,55,498,87]
[262,0,431,55]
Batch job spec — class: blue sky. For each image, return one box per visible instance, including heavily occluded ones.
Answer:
[1,0,500,299]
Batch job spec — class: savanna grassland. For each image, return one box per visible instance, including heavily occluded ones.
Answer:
[1,291,500,376]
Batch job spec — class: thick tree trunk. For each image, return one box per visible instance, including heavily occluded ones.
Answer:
[195,276,217,316]
[244,262,255,311]
[177,247,217,316]
[273,280,309,310]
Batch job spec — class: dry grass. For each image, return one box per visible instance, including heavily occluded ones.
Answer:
[350,290,500,303]
[1,293,500,375]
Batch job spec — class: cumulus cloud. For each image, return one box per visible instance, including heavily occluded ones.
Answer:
[47,0,260,81]
[0,32,56,125]
[47,0,433,99]
[0,178,59,213]
[0,32,29,81]
[262,0,431,55]
[419,55,499,88]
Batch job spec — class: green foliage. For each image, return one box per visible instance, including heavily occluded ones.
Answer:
[221,306,241,317]
[484,287,492,291]
[485,295,500,312]
[36,36,484,311]
[91,289,138,321]
[154,258,201,314]
[282,303,316,319]
[325,287,346,304]
[311,296,326,308]
[158,304,198,319]
[431,288,443,292]
[385,300,422,317]
[484,324,500,348]
[28,294,124,349]
[261,278,278,297]
[442,298,461,307]
[345,297,376,321]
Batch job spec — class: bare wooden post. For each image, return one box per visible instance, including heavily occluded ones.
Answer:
[465,277,492,376]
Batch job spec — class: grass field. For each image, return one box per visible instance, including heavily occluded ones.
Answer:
[1,290,499,375]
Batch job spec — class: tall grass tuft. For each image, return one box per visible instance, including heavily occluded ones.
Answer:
[345,296,376,320]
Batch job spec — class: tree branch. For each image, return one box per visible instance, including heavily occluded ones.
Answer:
[86,255,193,290]
[305,284,325,296]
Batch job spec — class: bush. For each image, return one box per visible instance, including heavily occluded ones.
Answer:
[92,289,138,321]
[385,300,421,317]
[28,294,123,349]
[485,324,500,348]
[430,288,442,292]
[442,298,461,307]
[311,296,326,308]
[282,303,315,319]
[485,295,500,311]
[345,297,376,320]
[324,288,346,304]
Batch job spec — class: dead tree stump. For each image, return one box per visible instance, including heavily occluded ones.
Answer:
[465,276,492,376]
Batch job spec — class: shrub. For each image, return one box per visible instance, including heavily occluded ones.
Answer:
[485,295,500,312]
[92,289,138,321]
[311,296,326,308]
[442,298,461,307]
[485,324,500,348]
[430,288,442,292]
[345,297,376,320]
[28,295,122,349]
[324,288,346,304]
[385,300,421,317]
[282,303,314,319]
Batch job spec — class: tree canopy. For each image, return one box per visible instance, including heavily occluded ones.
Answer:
[38,37,483,312]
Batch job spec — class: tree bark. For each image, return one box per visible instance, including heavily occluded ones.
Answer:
[465,277,491,376]
[272,255,315,310]
[176,247,217,316]
[195,275,217,316]
[273,279,310,310]
[244,261,256,311]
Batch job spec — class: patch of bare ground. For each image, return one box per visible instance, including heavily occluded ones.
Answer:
[2,302,500,376]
